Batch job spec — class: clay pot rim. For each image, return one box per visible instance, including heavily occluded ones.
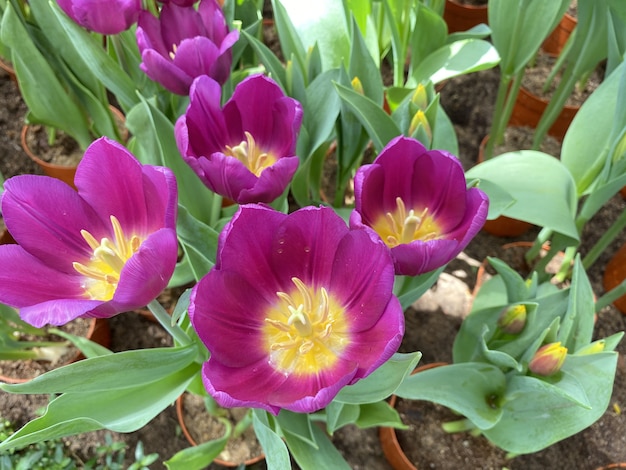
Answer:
[175,392,266,468]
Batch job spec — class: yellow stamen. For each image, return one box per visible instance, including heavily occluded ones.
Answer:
[372,197,441,248]
[263,277,349,376]
[224,131,277,177]
[169,43,178,60]
[73,215,144,300]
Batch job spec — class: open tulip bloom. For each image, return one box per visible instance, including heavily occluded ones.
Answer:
[350,136,489,276]
[189,204,404,414]
[136,0,239,95]
[175,74,303,204]
[0,137,178,327]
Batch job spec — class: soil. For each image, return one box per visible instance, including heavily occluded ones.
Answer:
[1,32,625,470]
[23,124,83,167]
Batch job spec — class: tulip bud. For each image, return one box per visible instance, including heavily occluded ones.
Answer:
[411,83,428,111]
[528,342,567,376]
[497,304,527,334]
[575,339,606,356]
[409,110,432,140]
[351,77,364,95]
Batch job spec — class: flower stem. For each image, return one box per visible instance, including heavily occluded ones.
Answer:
[582,205,626,271]
[147,300,192,346]
[595,278,626,313]
[441,418,476,433]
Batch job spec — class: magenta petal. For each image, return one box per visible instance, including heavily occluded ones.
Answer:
[139,50,192,95]
[236,156,299,204]
[189,270,269,367]
[20,299,103,328]
[2,175,105,271]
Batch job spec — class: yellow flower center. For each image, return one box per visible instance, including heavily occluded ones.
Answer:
[72,215,143,301]
[263,277,349,376]
[224,131,277,177]
[371,197,441,247]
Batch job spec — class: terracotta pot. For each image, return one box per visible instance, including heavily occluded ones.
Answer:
[0,57,17,84]
[509,87,579,141]
[176,393,265,467]
[20,107,128,190]
[542,13,577,57]
[476,134,534,237]
[596,464,626,470]
[379,362,449,470]
[0,317,111,384]
[602,243,626,314]
[443,0,488,34]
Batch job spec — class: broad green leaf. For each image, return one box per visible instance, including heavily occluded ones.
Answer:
[355,401,406,429]
[334,82,401,152]
[0,365,198,451]
[301,69,341,158]
[165,420,230,470]
[466,151,579,242]
[335,352,422,404]
[241,30,287,90]
[395,267,444,310]
[277,411,316,448]
[562,61,625,195]
[324,402,360,434]
[488,257,529,302]
[49,326,112,359]
[410,39,500,85]
[394,362,506,430]
[558,256,595,351]
[1,2,92,148]
[1,345,197,394]
[176,204,218,280]
[284,419,351,470]
[271,0,307,75]
[278,0,350,71]
[482,352,618,453]
[252,411,291,470]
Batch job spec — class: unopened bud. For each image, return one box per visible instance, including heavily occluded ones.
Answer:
[575,339,606,356]
[351,77,364,95]
[409,110,431,139]
[497,304,527,334]
[528,342,567,376]
[411,83,428,110]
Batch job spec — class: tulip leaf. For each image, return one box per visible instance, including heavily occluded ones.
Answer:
[47,1,138,111]
[410,39,500,86]
[283,419,351,470]
[562,61,625,195]
[324,401,360,434]
[394,362,506,430]
[395,266,445,310]
[301,69,341,158]
[487,257,530,303]
[252,410,291,470]
[355,401,406,429]
[164,422,230,470]
[176,204,218,280]
[49,326,112,359]
[0,364,197,452]
[558,256,595,352]
[335,352,422,404]
[482,352,618,454]
[240,30,287,91]
[466,150,579,243]
[333,82,401,152]
[1,345,198,394]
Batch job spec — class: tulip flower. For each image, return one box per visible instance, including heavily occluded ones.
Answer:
[175,74,303,204]
[158,0,197,5]
[350,136,488,276]
[0,137,178,328]
[189,204,404,414]
[528,342,568,377]
[136,0,239,95]
[57,0,142,35]
[497,304,527,335]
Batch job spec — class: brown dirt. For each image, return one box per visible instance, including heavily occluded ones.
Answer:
[1,43,625,470]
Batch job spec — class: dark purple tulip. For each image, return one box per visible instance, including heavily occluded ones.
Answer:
[350,136,489,276]
[56,0,142,35]
[175,74,302,204]
[136,0,238,95]
[158,0,198,5]
[189,204,404,414]
[0,138,178,327]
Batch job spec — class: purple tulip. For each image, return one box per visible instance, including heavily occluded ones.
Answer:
[350,136,488,276]
[57,0,142,35]
[175,74,302,204]
[189,204,404,414]
[0,137,178,327]
[136,0,239,95]
[158,0,198,5]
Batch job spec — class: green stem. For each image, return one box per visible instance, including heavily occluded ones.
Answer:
[525,227,553,263]
[441,418,476,433]
[582,205,626,270]
[596,278,626,313]
[147,300,191,346]
[553,245,578,283]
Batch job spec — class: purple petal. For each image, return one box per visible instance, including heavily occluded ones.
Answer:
[139,50,193,95]
[20,299,104,328]
[2,175,106,271]
[236,156,299,204]
[160,3,206,48]
[71,0,141,34]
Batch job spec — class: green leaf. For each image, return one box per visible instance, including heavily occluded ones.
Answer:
[252,411,291,470]
[1,345,198,394]
[333,82,401,152]
[0,364,198,452]
[283,419,351,470]
[324,402,360,434]
[335,352,422,404]
[240,30,287,90]
[466,150,579,242]
[558,256,595,352]
[165,421,230,470]
[410,39,500,86]
[395,267,444,310]
[176,204,218,280]
[482,352,618,454]
[276,411,316,448]
[355,401,406,429]
[394,362,506,430]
